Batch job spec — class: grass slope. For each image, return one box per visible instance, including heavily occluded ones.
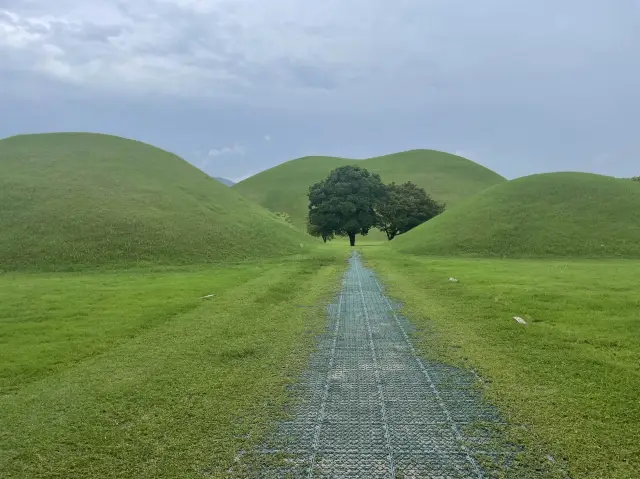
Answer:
[0,252,345,478]
[364,248,640,478]
[233,149,505,232]
[0,133,312,271]
[394,172,640,258]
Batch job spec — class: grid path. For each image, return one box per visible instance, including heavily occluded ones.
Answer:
[251,252,507,478]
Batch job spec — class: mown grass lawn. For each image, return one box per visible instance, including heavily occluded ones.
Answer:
[363,247,640,478]
[0,252,345,478]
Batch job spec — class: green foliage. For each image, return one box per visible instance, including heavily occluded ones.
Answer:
[306,215,336,243]
[0,133,315,271]
[632,176,640,182]
[308,166,386,245]
[307,170,444,244]
[0,252,345,478]
[393,172,640,258]
[365,248,640,478]
[377,181,445,240]
[233,150,505,238]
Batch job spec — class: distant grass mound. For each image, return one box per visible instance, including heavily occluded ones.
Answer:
[233,150,505,232]
[214,177,235,186]
[0,133,313,271]
[393,172,640,258]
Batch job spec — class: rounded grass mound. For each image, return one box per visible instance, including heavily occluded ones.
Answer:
[0,133,314,271]
[233,149,505,232]
[392,172,640,258]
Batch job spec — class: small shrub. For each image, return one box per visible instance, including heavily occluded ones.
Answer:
[274,212,292,223]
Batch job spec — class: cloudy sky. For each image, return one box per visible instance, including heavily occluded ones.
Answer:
[1,0,638,182]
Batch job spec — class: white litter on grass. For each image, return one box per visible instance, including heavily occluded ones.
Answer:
[449,277,458,282]
[200,294,215,299]
[513,316,527,325]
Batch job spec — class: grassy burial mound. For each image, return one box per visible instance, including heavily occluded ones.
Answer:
[233,149,506,232]
[0,133,313,271]
[393,172,640,258]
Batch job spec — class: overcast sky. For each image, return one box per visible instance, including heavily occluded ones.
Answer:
[1,0,638,182]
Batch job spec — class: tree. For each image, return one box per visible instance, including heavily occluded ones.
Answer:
[306,214,335,243]
[377,181,445,240]
[308,166,385,246]
[632,176,640,182]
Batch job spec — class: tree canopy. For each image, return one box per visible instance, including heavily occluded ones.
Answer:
[306,213,336,243]
[632,176,640,182]
[376,181,445,240]
[307,166,385,246]
[307,166,444,245]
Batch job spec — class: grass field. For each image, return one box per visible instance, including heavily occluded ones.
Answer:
[393,172,640,258]
[362,247,640,478]
[233,149,505,235]
[0,251,346,478]
[0,133,314,272]
[2,131,638,477]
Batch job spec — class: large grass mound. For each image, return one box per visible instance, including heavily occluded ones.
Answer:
[233,150,505,231]
[0,133,312,271]
[393,172,640,258]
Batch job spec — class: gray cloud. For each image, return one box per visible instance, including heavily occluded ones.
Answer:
[1,0,638,181]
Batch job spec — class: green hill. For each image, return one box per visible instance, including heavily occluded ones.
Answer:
[0,133,313,271]
[392,172,640,258]
[233,150,505,233]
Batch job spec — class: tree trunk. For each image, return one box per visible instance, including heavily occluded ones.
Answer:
[348,232,356,246]
[322,235,327,243]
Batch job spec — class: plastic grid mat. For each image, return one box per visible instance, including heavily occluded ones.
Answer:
[244,252,513,478]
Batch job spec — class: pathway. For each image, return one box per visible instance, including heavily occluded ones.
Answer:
[251,252,509,478]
